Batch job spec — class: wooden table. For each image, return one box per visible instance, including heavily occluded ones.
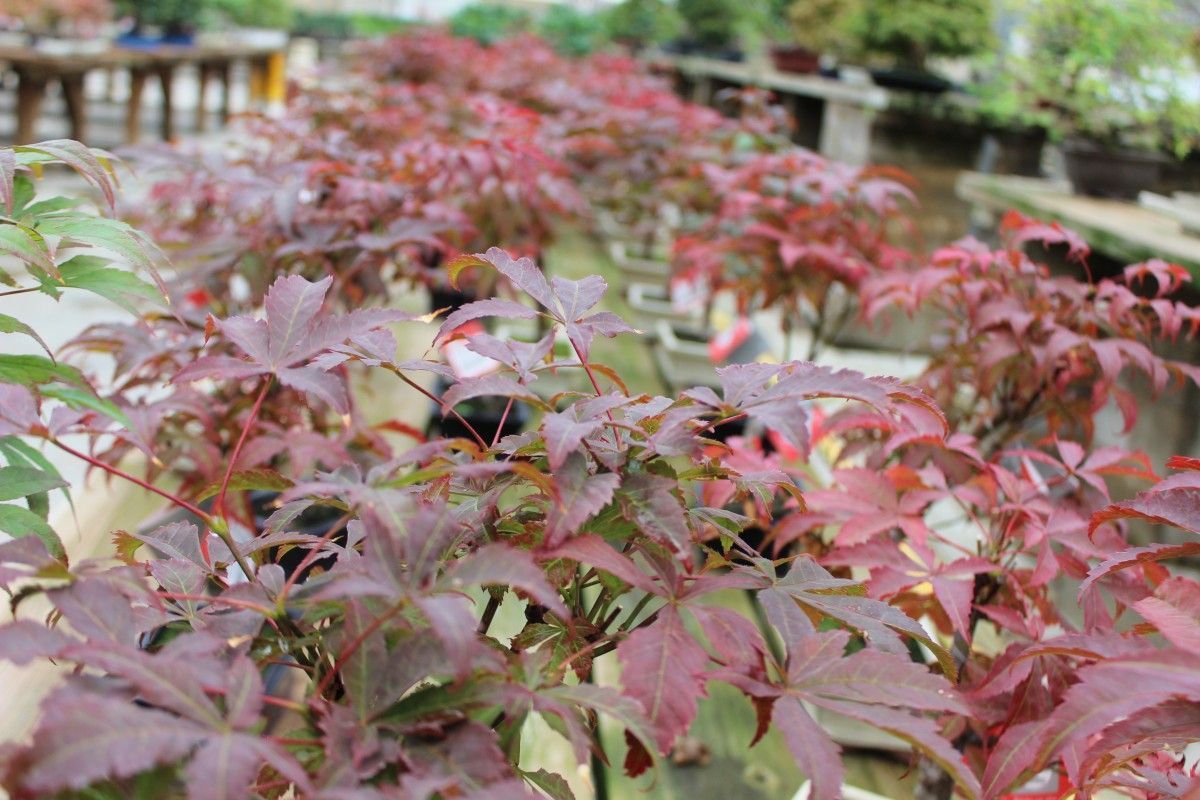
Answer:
[0,42,286,145]
[956,172,1200,281]
[647,54,889,166]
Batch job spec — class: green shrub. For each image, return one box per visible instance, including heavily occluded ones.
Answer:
[604,0,684,47]
[449,3,530,45]
[844,0,992,68]
[677,0,745,49]
[537,4,605,56]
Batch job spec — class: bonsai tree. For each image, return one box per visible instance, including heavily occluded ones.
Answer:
[1012,0,1200,158]
[844,0,992,70]
[208,0,293,30]
[604,0,684,50]
[677,0,746,51]
[116,0,209,37]
[448,2,530,46]
[8,0,112,35]
[536,3,605,57]
[784,0,857,56]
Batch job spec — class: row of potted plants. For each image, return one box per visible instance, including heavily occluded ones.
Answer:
[0,27,1199,800]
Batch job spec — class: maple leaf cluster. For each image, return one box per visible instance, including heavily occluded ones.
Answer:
[0,27,1199,800]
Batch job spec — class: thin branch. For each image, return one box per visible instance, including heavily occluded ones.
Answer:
[214,378,272,522]
[383,364,489,450]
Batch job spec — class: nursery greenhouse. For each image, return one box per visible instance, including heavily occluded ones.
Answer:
[0,1,1199,799]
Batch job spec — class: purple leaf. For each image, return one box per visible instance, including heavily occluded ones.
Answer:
[441,543,568,619]
[441,374,542,410]
[452,248,553,308]
[0,619,73,664]
[265,274,332,365]
[619,473,693,564]
[540,410,602,471]
[7,687,206,795]
[1079,542,1200,597]
[772,697,843,800]
[434,299,538,346]
[543,532,656,594]
[544,453,621,546]
[617,605,710,753]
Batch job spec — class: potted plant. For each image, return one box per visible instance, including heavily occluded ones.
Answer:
[448,2,530,45]
[1011,0,1200,198]
[969,69,1052,177]
[676,0,747,60]
[672,148,915,360]
[770,0,854,75]
[17,0,112,51]
[116,0,209,44]
[603,0,684,53]
[536,3,605,57]
[842,0,991,93]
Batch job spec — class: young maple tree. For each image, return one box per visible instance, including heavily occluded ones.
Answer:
[673,149,916,357]
[2,27,1200,800]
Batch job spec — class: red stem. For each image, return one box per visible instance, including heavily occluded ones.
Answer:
[385,364,489,450]
[157,591,277,619]
[568,339,621,441]
[277,510,351,603]
[214,378,272,521]
[491,397,515,449]
[315,602,404,697]
[51,438,211,522]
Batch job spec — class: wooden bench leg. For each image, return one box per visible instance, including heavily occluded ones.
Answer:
[219,62,233,123]
[156,64,176,141]
[126,67,147,143]
[61,74,88,143]
[196,63,211,132]
[15,70,47,144]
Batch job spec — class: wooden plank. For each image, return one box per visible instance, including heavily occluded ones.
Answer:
[956,171,1200,281]
[650,54,888,110]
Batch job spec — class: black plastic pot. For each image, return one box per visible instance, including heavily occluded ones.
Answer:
[868,67,956,95]
[248,490,347,581]
[428,283,477,315]
[1062,140,1165,200]
[981,126,1046,177]
[1065,140,1166,199]
[426,377,530,444]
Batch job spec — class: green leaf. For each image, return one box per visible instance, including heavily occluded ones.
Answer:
[0,312,52,356]
[0,465,67,501]
[0,436,72,512]
[196,469,295,502]
[521,769,576,800]
[0,222,57,278]
[16,139,119,212]
[10,173,35,216]
[52,255,163,313]
[40,385,134,431]
[33,215,166,290]
[0,502,63,558]
[20,195,83,219]
[0,354,88,388]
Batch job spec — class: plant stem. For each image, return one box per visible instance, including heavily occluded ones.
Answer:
[316,601,404,697]
[0,286,41,298]
[479,593,502,635]
[491,397,514,449]
[50,438,210,522]
[383,364,489,450]
[214,378,272,522]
